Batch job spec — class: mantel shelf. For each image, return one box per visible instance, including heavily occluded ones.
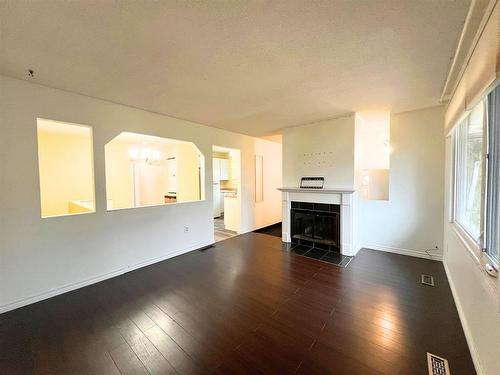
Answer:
[278,187,355,194]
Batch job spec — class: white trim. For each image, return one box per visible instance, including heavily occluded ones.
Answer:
[443,261,484,375]
[441,0,499,103]
[0,241,212,314]
[278,187,355,194]
[363,244,443,261]
[449,223,499,294]
[439,0,477,102]
[124,241,212,272]
[451,222,482,264]
[0,269,125,315]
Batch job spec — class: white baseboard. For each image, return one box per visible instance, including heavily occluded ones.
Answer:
[443,261,483,375]
[362,244,443,261]
[125,241,212,273]
[0,241,212,314]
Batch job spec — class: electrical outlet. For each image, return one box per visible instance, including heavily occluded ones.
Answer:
[184,226,189,233]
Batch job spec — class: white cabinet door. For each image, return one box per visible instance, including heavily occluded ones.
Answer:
[219,158,230,180]
[213,158,221,182]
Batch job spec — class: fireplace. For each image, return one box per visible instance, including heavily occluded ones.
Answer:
[290,201,340,252]
[278,187,355,257]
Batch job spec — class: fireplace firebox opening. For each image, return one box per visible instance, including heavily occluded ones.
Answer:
[290,201,340,252]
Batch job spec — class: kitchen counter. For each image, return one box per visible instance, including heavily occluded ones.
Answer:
[221,189,238,198]
[223,194,240,232]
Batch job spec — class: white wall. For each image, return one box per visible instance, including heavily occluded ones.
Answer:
[282,115,355,189]
[0,75,282,313]
[355,106,445,258]
[253,138,282,229]
[281,107,445,259]
[355,112,390,170]
[104,141,135,209]
[355,112,390,200]
[175,142,203,202]
[443,136,500,375]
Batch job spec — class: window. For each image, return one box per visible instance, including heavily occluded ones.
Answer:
[453,90,499,267]
[485,86,500,264]
[105,132,204,210]
[37,119,95,218]
[454,102,485,242]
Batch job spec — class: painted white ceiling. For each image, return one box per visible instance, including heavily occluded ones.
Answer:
[0,1,470,136]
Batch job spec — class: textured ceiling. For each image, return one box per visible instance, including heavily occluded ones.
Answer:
[0,1,470,136]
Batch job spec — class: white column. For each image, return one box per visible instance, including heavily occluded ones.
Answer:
[282,192,291,242]
[340,192,355,256]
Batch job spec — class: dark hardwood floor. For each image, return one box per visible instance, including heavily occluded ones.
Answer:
[253,222,282,238]
[0,232,475,374]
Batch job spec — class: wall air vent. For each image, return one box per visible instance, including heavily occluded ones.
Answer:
[427,353,450,375]
[421,274,435,287]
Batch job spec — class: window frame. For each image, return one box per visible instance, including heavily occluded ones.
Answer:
[484,90,500,268]
[451,97,499,271]
[452,102,486,244]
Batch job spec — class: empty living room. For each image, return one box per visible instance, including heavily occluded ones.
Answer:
[1,1,499,374]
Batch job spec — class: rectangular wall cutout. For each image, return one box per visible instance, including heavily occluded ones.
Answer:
[37,118,95,218]
[105,132,205,210]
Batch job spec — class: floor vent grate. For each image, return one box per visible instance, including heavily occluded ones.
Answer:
[427,353,450,375]
[421,274,435,287]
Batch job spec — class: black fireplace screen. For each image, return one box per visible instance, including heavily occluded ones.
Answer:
[291,201,340,251]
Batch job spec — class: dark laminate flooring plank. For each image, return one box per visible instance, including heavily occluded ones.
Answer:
[126,333,177,375]
[143,303,223,370]
[109,342,148,375]
[144,325,204,375]
[0,234,475,375]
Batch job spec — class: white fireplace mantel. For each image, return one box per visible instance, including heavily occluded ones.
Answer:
[278,187,356,257]
[278,187,355,194]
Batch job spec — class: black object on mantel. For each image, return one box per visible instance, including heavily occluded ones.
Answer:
[300,176,324,189]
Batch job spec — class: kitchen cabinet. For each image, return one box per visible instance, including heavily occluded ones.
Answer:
[213,158,221,182]
[213,158,230,182]
[219,158,230,180]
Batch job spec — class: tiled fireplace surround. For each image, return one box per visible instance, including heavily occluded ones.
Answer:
[278,188,356,257]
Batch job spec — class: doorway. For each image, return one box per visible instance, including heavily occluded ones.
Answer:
[212,145,241,242]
